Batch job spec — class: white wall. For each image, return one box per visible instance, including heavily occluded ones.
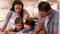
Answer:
[58,0,60,34]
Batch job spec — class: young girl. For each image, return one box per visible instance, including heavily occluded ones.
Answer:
[6,17,24,34]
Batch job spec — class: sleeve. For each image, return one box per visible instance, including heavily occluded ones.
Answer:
[23,9,29,16]
[38,14,42,20]
[31,29,35,32]
[53,12,59,30]
[22,27,27,33]
[3,10,13,27]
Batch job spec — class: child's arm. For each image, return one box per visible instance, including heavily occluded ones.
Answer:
[18,30,24,34]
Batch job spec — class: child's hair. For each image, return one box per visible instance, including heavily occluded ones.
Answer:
[25,19,35,28]
[15,17,24,29]
[15,17,23,24]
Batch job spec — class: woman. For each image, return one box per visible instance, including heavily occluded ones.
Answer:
[0,0,29,32]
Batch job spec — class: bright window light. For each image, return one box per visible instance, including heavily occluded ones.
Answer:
[41,0,47,1]
[51,3,58,10]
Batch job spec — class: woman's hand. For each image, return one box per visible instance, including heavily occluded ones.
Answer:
[0,26,6,32]
[0,28,4,32]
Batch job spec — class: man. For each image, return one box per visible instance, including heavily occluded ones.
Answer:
[33,1,59,34]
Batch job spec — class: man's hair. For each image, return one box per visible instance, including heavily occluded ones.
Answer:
[25,19,35,28]
[38,1,51,12]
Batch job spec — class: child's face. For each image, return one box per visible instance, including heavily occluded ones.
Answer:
[16,23,22,30]
[25,24,32,30]
[14,4,22,13]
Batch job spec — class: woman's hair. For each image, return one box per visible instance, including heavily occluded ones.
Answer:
[10,1,24,18]
[15,17,24,30]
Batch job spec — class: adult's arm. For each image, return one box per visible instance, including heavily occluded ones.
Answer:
[33,20,42,34]
[1,10,13,30]
[52,12,59,34]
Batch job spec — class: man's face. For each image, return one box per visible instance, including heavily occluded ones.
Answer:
[39,10,50,17]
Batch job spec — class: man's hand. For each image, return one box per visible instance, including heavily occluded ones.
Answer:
[52,29,58,34]
[0,26,6,32]
[39,31,44,34]
[33,20,42,34]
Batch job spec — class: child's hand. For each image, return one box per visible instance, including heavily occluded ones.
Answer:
[28,32,32,34]
[9,32,15,34]
[0,26,5,32]
[18,31,24,34]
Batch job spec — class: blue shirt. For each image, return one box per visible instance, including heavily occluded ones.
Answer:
[23,27,35,33]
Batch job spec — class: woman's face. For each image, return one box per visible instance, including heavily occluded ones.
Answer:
[14,4,22,13]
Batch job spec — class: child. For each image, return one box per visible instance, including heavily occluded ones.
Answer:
[6,17,24,34]
[19,19,35,34]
